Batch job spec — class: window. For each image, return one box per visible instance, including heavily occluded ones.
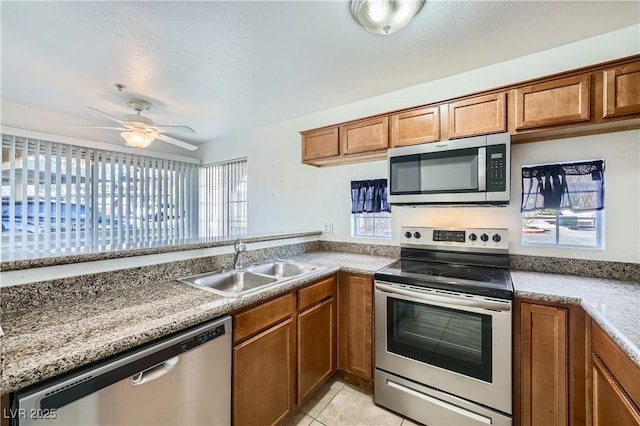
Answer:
[199,159,247,238]
[350,179,391,239]
[1,134,199,254]
[521,159,604,248]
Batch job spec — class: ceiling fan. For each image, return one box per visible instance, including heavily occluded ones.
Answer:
[66,98,198,151]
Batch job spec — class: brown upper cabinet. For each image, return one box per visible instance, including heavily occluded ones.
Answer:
[603,61,640,118]
[447,92,507,139]
[340,116,389,155]
[301,127,339,161]
[514,75,591,130]
[301,55,640,167]
[390,106,440,147]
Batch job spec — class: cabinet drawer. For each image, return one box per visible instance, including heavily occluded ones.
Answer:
[515,75,590,130]
[234,293,294,344]
[592,322,640,408]
[603,61,640,118]
[298,276,335,311]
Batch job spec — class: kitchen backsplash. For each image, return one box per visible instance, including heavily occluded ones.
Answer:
[510,254,640,282]
[0,241,320,312]
[3,240,637,312]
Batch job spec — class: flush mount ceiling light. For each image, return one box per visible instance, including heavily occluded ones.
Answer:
[350,0,425,35]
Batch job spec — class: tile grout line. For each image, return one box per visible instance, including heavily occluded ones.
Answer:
[309,381,346,424]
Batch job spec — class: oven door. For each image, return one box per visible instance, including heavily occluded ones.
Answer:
[374,281,512,415]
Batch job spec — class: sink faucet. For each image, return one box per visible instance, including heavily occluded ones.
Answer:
[233,239,247,269]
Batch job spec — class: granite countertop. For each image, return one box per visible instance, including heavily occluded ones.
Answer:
[0,252,395,394]
[511,271,640,368]
[1,251,639,396]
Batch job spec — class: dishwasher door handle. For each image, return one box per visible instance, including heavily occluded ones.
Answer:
[130,356,180,386]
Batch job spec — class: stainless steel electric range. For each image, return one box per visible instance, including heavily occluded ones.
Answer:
[374,226,513,426]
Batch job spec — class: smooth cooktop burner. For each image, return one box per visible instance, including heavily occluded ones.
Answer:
[374,259,513,299]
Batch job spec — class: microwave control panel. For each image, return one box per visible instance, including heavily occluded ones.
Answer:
[486,144,507,192]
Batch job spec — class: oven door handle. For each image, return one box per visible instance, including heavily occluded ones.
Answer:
[375,282,511,312]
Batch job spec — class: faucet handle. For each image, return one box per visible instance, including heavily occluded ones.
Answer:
[234,239,247,252]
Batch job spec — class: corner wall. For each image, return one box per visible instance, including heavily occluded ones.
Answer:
[200,25,640,263]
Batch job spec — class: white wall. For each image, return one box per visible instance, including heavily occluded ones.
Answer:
[200,25,640,263]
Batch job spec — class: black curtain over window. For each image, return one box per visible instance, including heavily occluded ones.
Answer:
[521,160,604,211]
[351,179,391,213]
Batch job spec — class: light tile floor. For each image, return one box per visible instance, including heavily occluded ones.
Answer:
[284,377,421,426]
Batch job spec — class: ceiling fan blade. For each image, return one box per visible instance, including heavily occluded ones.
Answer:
[59,124,128,131]
[152,125,196,134]
[156,133,198,151]
[86,106,126,125]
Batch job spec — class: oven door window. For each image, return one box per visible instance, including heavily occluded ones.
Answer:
[387,298,492,382]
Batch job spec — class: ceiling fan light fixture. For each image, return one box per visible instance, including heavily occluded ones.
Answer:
[121,128,155,148]
[350,0,425,35]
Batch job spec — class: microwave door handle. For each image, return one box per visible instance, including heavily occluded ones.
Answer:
[477,147,486,192]
[375,282,511,312]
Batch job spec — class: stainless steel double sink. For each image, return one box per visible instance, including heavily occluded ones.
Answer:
[178,259,323,297]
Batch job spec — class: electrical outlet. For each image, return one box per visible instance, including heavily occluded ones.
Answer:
[323,222,334,234]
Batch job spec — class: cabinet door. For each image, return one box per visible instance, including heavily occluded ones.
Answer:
[301,127,339,161]
[448,92,506,138]
[520,303,568,426]
[340,116,388,155]
[390,106,440,147]
[592,357,640,426]
[297,297,336,404]
[603,61,640,118]
[514,75,590,130]
[338,274,373,381]
[233,319,295,426]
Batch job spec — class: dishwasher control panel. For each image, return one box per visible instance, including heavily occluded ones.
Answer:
[181,323,227,352]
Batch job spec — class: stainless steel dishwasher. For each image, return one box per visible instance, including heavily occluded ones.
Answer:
[13,315,231,426]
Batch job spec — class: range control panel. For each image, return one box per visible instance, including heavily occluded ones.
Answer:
[401,226,509,251]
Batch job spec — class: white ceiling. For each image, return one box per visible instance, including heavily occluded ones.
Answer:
[1,1,639,156]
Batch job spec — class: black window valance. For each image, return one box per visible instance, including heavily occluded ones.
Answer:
[351,179,391,214]
[521,159,604,212]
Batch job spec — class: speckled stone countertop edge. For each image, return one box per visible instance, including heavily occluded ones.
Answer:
[0,266,344,394]
[581,301,640,367]
[513,286,640,369]
[0,230,322,272]
[3,252,639,394]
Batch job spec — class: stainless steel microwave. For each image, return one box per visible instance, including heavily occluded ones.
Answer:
[388,132,510,205]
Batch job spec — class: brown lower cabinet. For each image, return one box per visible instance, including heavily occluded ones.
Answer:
[515,299,587,426]
[337,273,373,386]
[591,322,640,426]
[297,277,337,404]
[233,293,296,426]
[232,275,337,426]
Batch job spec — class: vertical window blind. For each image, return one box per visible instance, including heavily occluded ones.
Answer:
[199,159,247,238]
[1,134,199,253]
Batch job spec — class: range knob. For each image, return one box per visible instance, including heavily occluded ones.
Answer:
[492,234,502,242]
[480,233,489,242]
[413,231,422,239]
[468,233,477,241]
[404,231,412,238]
